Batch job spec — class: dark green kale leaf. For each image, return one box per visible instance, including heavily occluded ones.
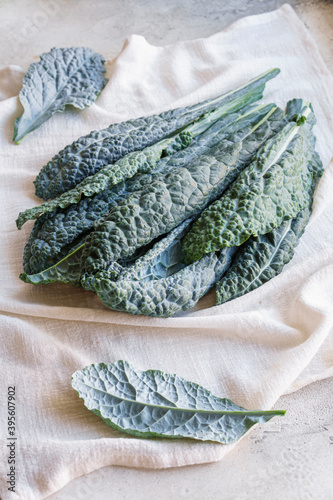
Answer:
[181,100,321,264]
[20,105,261,277]
[18,101,265,228]
[82,248,235,318]
[216,204,312,305]
[21,103,281,283]
[82,105,286,274]
[33,68,279,200]
[21,190,126,276]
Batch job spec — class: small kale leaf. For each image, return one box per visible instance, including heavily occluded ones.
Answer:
[72,360,285,444]
[14,47,108,143]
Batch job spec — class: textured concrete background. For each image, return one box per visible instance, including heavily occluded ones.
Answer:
[0,0,332,71]
[0,0,332,499]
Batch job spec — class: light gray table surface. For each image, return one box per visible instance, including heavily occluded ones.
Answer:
[1,1,332,499]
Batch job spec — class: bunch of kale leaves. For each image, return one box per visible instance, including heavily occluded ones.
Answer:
[16,68,323,317]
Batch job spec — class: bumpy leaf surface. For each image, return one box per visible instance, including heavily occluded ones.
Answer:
[17,133,190,228]
[34,68,279,199]
[20,107,263,278]
[117,218,192,281]
[17,103,279,228]
[19,103,286,288]
[82,106,286,274]
[20,108,250,274]
[21,190,125,275]
[21,216,188,287]
[216,205,312,304]
[72,360,285,443]
[81,218,236,316]
[20,241,85,286]
[181,103,320,264]
[14,47,108,143]
[82,249,234,317]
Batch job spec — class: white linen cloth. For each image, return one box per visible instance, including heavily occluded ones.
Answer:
[1,4,332,499]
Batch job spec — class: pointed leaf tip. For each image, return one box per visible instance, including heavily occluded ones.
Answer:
[72,360,286,444]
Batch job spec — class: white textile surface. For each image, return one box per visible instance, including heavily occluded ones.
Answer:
[1,4,333,499]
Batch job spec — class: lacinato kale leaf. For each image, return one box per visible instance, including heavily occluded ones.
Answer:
[216,204,312,305]
[181,100,321,264]
[14,47,108,144]
[83,253,224,317]
[72,360,285,443]
[117,218,192,281]
[33,68,279,200]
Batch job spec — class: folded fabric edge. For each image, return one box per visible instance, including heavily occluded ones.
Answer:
[283,371,333,395]
[103,4,333,120]
[20,435,237,500]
